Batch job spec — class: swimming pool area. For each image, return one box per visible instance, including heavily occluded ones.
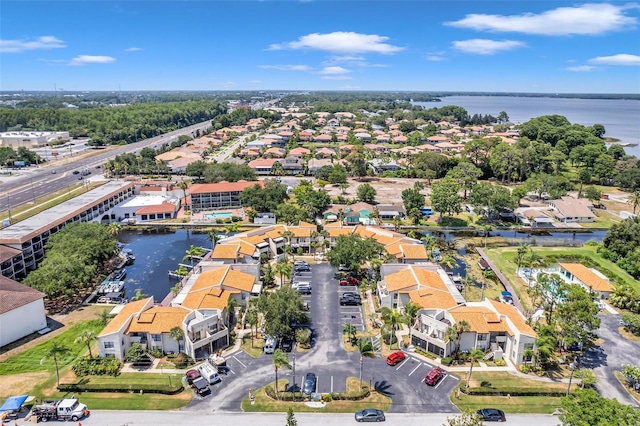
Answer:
[204,211,234,220]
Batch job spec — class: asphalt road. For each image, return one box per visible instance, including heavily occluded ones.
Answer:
[77,411,562,426]
[1,121,212,211]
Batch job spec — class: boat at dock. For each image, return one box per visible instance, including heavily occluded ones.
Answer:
[97,280,125,295]
[108,268,126,281]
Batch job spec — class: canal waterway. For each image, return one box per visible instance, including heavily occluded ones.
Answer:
[117,227,607,303]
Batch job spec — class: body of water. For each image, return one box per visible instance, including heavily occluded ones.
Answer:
[118,229,210,301]
[414,96,640,157]
[116,228,606,303]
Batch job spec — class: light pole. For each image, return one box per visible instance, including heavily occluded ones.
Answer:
[566,362,576,396]
[292,351,296,399]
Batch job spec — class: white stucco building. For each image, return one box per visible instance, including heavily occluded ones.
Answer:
[0,276,47,347]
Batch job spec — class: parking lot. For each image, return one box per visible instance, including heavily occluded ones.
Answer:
[185,262,458,414]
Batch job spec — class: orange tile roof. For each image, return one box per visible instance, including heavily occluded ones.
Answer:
[408,288,458,310]
[448,306,510,334]
[400,244,429,260]
[384,241,404,257]
[559,263,614,293]
[212,244,240,259]
[222,269,256,292]
[248,158,278,168]
[238,241,257,256]
[328,228,353,237]
[298,221,316,228]
[189,180,261,194]
[135,202,176,215]
[488,300,536,337]
[385,269,418,292]
[182,288,231,310]
[192,268,227,291]
[126,306,190,334]
[99,297,153,336]
[289,227,312,237]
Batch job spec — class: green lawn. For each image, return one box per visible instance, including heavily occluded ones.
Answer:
[485,245,638,311]
[0,320,104,375]
[451,371,575,414]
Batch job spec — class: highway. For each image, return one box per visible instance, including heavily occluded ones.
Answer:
[1,121,212,212]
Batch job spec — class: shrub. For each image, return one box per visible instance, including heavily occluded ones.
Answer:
[58,382,183,395]
[520,364,532,374]
[72,358,122,377]
[172,353,193,369]
[415,348,437,359]
[148,349,163,358]
[466,387,565,397]
[494,359,506,367]
[441,357,453,366]
[321,393,332,403]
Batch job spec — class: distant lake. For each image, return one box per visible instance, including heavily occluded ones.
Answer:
[414,96,640,157]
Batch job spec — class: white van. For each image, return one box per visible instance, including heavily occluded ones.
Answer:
[263,336,279,354]
[197,362,222,385]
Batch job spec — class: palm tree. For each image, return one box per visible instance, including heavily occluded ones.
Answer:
[273,261,292,286]
[421,234,436,256]
[207,230,222,252]
[343,323,357,345]
[46,342,71,387]
[245,306,259,348]
[131,288,147,301]
[169,326,184,353]
[99,308,110,326]
[226,297,240,328]
[108,222,122,238]
[481,224,493,249]
[177,180,189,210]
[272,349,291,398]
[75,330,96,359]
[183,245,205,266]
[465,347,485,389]
[440,255,457,271]
[386,310,403,349]
[628,191,640,214]
[392,215,403,232]
[355,337,375,391]
[370,207,381,226]
[403,302,420,328]
[224,222,240,236]
[516,243,529,274]
[446,320,470,360]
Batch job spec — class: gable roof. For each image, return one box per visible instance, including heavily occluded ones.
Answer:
[448,305,510,334]
[552,197,596,219]
[559,263,614,292]
[99,297,153,336]
[488,300,536,336]
[0,276,45,315]
[189,180,261,194]
[126,306,190,334]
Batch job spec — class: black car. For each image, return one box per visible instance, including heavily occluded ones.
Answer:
[476,408,506,422]
[295,265,311,272]
[302,372,317,395]
[280,336,293,352]
[342,291,361,300]
[340,294,362,306]
[72,170,80,174]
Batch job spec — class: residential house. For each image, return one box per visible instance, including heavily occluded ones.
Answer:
[354,132,372,143]
[307,158,334,176]
[392,135,407,144]
[314,134,333,143]
[281,156,304,175]
[377,204,405,220]
[264,147,285,158]
[298,130,314,142]
[248,158,278,175]
[549,197,596,223]
[557,263,615,299]
[0,276,47,347]
[369,159,401,174]
[288,147,311,158]
[515,208,554,228]
[315,147,336,158]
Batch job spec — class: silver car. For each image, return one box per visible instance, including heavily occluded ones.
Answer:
[354,408,385,422]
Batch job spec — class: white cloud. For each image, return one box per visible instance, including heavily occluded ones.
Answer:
[426,55,446,61]
[319,66,351,75]
[269,31,403,54]
[565,65,595,72]
[445,3,637,36]
[0,36,65,53]
[589,54,640,66]
[452,39,525,55]
[321,75,352,80]
[124,47,143,52]
[259,64,311,71]
[70,55,116,65]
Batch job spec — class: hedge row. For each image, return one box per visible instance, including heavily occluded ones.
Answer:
[264,385,370,401]
[466,387,566,397]
[58,382,184,395]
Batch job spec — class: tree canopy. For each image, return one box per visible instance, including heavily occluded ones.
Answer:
[599,217,640,279]
[256,287,309,338]
[559,388,640,426]
[240,179,289,212]
[327,234,385,273]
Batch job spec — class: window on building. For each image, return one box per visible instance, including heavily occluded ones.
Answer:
[104,341,114,349]
[477,334,487,341]
[523,343,534,362]
[151,334,161,342]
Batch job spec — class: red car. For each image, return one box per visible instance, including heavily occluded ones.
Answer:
[424,367,445,386]
[386,351,406,366]
[339,276,359,286]
[185,369,202,385]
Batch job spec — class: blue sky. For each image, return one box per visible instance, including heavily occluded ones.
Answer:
[1,1,639,93]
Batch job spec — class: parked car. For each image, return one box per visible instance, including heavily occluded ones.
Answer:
[263,336,279,354]
[280,336,294,352]
[476,408,506,422]
[303,372,317,395]
[338,264,351,272]
[185,369,202,385]
[354,408,385,422]
[72,170,80,174]
[340,294,362,306]
[296,284,312,295]
[424,367,445,386]
[339,276,359,286]
[386,351,406,366]
[341,291,361,300]
[295,264,311,272]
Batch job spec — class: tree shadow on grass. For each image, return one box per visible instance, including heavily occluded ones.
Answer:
[373,380,394,397]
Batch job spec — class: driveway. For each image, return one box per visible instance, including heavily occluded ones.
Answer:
[185,262,458,413]
[581,314,640,407]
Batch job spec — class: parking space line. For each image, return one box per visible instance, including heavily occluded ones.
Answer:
[408,364,422,376]
[227,368,235,375]
[233,355,246,368]
[396,358,409,370]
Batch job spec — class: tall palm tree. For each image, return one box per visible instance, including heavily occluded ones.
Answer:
[403,302,420,328]
[224,222,240,236]
[207,230,221,252]
[386,310,403,349]
[465,347,486,389]
[440,255,457,271]
[272,349,291,398]
[169,326,184,350]
[75,330,96,358]
[481,224,493,249]
[516,243,529,274]
[183,245,205,266]
[245,306,259,348]
[46,342,71,387]
[628,191,640,214]
[108,222,122,238]
[273,261,292,286]
[446,320,470,360]
[421,234,436,256]
[355,338,375,391]
[177,180,189,210]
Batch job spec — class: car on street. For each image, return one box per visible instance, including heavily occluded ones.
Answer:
[339,276,359,286]
[424,367,445,386]
[476,408,506,422]
[354,408,385,422]
[51,170,57,174]
[72,170,80,174]
[340,294,362,306]
[303,372,317,395]
[386,351,406,366]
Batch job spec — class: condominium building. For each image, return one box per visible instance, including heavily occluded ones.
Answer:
[189,180,263,211]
